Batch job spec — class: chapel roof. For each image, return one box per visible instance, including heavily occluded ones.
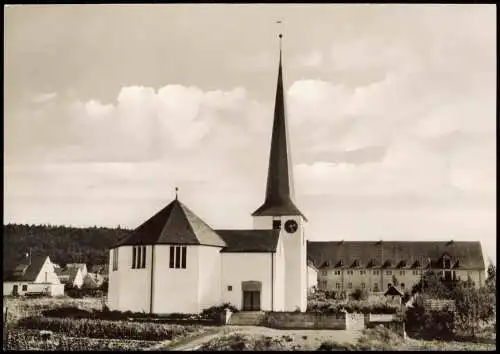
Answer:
[307,241,485,270]
[114,198,227,248]
[215,229,280,253]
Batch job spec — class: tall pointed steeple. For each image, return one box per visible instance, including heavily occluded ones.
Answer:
[252,34,306,220]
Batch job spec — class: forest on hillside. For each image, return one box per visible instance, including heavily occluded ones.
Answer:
[3,224,132,268]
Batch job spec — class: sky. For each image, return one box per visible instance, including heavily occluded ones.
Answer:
[4,4,496,264]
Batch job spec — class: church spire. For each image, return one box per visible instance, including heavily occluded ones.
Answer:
[252,33,306,220]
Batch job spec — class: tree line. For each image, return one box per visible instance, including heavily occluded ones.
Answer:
[3,223,132,269]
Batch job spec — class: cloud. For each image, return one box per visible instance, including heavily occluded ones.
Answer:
[32,92,57,104]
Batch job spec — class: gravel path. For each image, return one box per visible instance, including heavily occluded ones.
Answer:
[155,325,363,351]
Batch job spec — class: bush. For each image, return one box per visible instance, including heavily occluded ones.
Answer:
[200,303,238,320]
[307,297,401,314]
[351,288,369,301]
[16,316,200,341]
[317,340,354,351]
[405,300,455,340]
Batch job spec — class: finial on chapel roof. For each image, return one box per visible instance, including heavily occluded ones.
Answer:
[175,187,179,200]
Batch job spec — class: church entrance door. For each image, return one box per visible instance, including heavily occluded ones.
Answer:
[241,281,262,311]
[243,291,261,311]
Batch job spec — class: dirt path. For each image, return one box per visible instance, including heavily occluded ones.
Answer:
[146,326,232,351]
[153,325,363,351]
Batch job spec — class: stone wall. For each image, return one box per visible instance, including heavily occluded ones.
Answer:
[266,312,346,330]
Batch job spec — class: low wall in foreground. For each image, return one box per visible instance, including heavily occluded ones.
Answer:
[267,312,347,330]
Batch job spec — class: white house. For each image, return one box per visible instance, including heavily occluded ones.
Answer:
[3,255,64,296]
[56,264,86,289]
[107,35,486,314]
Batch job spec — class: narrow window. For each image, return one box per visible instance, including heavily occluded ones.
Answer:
[22,285,28,291]
[169,246,175,268]
[272,220,281,230]
[401,283,405,290]
[386,270,392,276]
[336,283,340,289]
[348,282,352,289]
[132,246,137,269]
[400,270,405,276]
[373,282,379,292]
[361,283,365,289]
[175,246,181,268]
[112,248,119,271]
[141,246,147,268]
[181,246,187,269]
[227,285,232,291]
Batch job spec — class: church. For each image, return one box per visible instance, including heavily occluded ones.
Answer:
[107,36,485,315]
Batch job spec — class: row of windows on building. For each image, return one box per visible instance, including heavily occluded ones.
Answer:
[318,280,406,292]
[111,246,187,271]
[321,269,422,277]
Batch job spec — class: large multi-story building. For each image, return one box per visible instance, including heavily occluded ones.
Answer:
[308,241,485,293]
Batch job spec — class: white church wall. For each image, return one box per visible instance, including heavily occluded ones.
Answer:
[253,216,273,229]
[198,245,223,311]
[273,236,286,311]
[153,245,200,314]
[221,252,273,311]
[107,246,151,313]
[282,215,307,312]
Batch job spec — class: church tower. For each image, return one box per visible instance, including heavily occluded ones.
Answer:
[252,34,308,312]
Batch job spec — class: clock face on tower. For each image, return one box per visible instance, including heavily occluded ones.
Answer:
[284,219,298,233]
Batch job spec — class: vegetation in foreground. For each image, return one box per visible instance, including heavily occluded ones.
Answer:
[317,325,496,351]
[199,333,299,351]
[3,296,216,351]
[4,329,157,351]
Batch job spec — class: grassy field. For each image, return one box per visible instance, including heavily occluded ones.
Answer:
[3,296,212,351]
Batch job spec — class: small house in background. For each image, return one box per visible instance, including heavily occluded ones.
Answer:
[65,263,88,277]
[3,255,64,296]
[56,266,85,289]
[384,285,404,305]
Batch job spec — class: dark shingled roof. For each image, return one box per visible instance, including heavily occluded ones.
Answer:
[252,42,306,221]
[114,199,226,248]
[385,286,404,297]
[307,241,485,270]
[215,230,280,253]
[3,255,49,282]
